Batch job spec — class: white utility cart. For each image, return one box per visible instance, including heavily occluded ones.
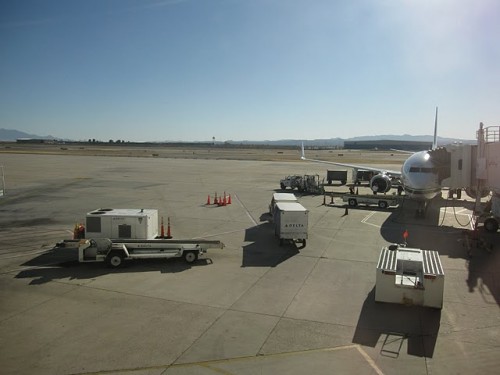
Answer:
[273,201,308,246]
[375,244,444,309]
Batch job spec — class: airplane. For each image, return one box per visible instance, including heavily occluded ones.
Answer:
[301,107,443,215]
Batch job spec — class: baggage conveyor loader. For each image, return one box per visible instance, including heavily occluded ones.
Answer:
[79,238,224,268]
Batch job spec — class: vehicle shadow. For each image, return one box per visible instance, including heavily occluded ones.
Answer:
[241,222,300,267]
[15,246,211,285]
[352,288,441,358]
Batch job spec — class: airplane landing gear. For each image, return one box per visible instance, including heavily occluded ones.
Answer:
[416,201,428,218]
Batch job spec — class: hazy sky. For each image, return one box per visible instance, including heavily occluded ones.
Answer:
[1,0,499,142]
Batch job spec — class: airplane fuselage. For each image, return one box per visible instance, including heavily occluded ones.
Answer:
[400,151,442,201]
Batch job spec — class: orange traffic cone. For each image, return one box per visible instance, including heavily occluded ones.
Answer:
[161,217,165,238]
[223,192,227,206]
[166,217,172,239]
[206,195,211,205]
[228,194,232,204]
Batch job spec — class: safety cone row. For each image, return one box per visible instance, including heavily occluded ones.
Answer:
[205,192,232,206]
[159,216,173,239]
[166,217,172,239]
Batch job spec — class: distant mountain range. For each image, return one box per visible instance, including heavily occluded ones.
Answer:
[223,134,476,147]
[0,128,57,141]
[0,128,475,146]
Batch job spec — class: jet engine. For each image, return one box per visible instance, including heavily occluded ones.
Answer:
[370,174,392,194]
[465,187,490,199]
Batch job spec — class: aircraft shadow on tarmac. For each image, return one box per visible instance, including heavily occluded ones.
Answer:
[352,288,441,358]
[15,247,212,285]
[333,194,499,306]
[333,194,498,358]
[378,196,500,306]
[241,219,301,267]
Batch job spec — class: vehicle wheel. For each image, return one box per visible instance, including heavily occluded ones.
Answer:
[106,251,124,268]
[183,251,198,264]
[484,218,499,233]
[280,183,285,190]
[302,239,306,246]
[348,198,357,207]
[378,201,388,209]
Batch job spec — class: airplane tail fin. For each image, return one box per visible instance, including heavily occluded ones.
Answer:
[432,106,438,150]
[301,142,306,160]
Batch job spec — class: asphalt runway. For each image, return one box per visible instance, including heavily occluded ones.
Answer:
[0,152,498,375]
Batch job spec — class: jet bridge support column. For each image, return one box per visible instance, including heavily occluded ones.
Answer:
[473,123,488,224]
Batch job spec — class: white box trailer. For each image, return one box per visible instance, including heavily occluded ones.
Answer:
[274,202,308,246]
[85,208,158,239]
[375,244,444,309]
[269,192,298,218]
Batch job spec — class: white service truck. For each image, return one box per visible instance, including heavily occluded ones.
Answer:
[274,202,308,246]
[280,175,302,190]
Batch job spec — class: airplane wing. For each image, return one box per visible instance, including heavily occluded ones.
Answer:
[301,144,402,177]
[390,148,414,155]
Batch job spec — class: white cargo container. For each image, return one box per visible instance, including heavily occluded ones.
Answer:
[269,192,298,218]
[375,244,444,309]
[274,202,308,246]
[85,208,159,239]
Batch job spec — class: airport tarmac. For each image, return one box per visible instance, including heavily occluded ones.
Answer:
[0,152,499,375]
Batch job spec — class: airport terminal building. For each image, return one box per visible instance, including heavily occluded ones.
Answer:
[343,140,432,151]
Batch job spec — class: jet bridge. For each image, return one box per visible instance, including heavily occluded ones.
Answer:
[440,124,500,197]
[375,244,444,309]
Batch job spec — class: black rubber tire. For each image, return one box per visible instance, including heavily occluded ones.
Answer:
[378,201,388,209]
[348,198,357,207]
[183,251,198,264]
[106,251,125,268]
[280,183,285,190]
[484,218,499,233]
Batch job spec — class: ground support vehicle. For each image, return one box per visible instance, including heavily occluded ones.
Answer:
[274,202,308,246]
[375,244,444,309]
[354,170,375,185]
[342,192,400,209]
[327,170,348,185]
[475,194,500,233]
[78,238,224,267]
[297,174,325,194]
[280,175,302,190]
